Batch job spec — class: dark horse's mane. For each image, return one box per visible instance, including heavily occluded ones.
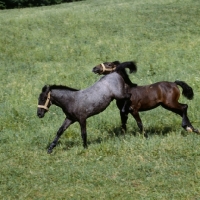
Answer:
[42,85,79,92]
[113,61,138,87]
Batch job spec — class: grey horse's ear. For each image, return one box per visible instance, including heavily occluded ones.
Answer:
[42,85,50,92]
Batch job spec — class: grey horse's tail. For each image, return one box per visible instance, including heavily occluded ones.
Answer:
[115,61,137,74]
[175,80,194,100]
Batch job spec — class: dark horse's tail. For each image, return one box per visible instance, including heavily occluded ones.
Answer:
[114,61,137,87]
[175,80,194,100]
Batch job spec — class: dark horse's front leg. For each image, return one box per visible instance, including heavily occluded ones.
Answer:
[120,84,132,113]
[48,118,74,154]
[79,119,88,148]
[130,110,148,138]
[116,100,129,132]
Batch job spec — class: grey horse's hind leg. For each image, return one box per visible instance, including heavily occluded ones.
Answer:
[79,119,88,148]
[48,118,73,154]
[121,93,131,113]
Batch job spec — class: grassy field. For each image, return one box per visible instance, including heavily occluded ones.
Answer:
[1,0,200,199]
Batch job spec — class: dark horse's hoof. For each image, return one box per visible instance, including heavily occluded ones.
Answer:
[121,126,126,133]
[193,129,200,134]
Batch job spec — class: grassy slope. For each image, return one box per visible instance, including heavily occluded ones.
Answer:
[0,0,200,199]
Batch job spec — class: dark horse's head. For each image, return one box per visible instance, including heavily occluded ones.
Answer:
[92,61,138,87]
[37,85,52,118]
[92,61,121,75]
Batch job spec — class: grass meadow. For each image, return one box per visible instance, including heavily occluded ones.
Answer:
[1,0,200,199]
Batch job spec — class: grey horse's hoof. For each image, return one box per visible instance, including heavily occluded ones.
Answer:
[47,149,53,154]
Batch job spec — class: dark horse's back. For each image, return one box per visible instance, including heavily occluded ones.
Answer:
[128,81,180,111]
[128,80,194,112]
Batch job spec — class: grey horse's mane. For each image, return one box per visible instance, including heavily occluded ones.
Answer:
[50,85,79,91]
[42,84,79,92]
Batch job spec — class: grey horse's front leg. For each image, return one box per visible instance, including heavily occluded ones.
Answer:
[48,118,73,154]
[79,119,88,148]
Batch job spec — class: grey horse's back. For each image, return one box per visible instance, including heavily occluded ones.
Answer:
[75,72,127,118]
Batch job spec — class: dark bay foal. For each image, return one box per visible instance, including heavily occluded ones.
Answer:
[92,61,199,137]
[37,62,137,153]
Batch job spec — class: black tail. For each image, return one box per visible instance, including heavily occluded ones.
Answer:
[114,61,137,87]
[115,61,137,74]
[175,80,194,100]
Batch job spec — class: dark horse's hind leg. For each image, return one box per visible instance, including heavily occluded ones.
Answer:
[48,118,74,154]
[162,103,199,134]
[181,104,199,133]
[120,110,129,133]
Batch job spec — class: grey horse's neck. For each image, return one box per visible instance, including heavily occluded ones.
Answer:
[50,88,76,107]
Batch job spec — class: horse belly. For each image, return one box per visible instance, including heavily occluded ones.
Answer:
[131,88,160,112]
[76,92,112,118]
[136,98,160,112]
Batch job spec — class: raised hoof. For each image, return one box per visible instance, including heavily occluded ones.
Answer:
[186,126,193,132]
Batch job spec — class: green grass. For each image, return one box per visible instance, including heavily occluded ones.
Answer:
[1,0,200,199]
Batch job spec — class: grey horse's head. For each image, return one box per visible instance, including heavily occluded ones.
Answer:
[37,85,52,118]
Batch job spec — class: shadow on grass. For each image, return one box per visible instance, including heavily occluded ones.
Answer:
[45,125,186,152]
[45,127,125,152]
[46,140,80,151]
[144,125,177,136]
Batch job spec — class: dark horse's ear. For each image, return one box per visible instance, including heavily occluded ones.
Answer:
[42,85,50,92]
[112,61,121,65]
